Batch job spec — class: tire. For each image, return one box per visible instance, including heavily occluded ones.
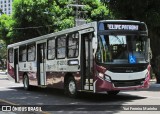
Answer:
[64,77,77,98]
[23,75,30,90]
[155,72,160,84]
[107,90,120,96]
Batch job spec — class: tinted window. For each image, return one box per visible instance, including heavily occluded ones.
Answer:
[8,48,13,63]
[27,44,35,61]
[67,33,79,58]
[47,39,55,60]
[57,36,66,59]
[19,46,27,62]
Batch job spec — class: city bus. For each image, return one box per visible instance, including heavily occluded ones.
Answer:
[7,20,151,97]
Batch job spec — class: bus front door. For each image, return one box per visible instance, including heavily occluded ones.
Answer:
[37,43,46,86]
[14,48,19,83]
[81,32,93,91]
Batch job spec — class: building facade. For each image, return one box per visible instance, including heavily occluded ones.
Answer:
[0,0,13,15]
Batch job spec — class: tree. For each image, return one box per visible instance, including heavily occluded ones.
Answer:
[0,0,110,44]
[11,0,55,42]
[0,14,13,44]
[83,0,110,21]
[0,40,7,70]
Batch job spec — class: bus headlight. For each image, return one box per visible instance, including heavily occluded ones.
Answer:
[97,72,111,82]
[104,75,111,82]
[98,72,104,79]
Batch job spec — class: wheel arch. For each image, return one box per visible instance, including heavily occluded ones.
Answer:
[64,72,78,97]
[64,72,74,88]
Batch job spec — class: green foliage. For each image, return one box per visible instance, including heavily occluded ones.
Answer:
[91,5,109,20]
[0,14,13,44]
[0,0,110,45]
[0,40,7,57]
[109,0,160,27]
[50,0,74,31]
[0,40,7,69]
[82,0,110,21]
[0,15,11,67]
[11,0,55,42]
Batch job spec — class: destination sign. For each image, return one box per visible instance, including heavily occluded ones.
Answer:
[107,24,139,30]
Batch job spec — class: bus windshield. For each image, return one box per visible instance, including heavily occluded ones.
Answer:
[96,35,149,64]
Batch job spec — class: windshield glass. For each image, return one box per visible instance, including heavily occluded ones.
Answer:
[96,35,149,64]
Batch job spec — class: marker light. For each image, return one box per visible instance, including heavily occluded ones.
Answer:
[68,60,79,65]
[98,72,111,82]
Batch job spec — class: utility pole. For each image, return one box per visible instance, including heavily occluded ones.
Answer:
[67,0,87,26]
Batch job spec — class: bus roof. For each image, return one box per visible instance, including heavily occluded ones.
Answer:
[7,21,97,48]
[7,20,146,49]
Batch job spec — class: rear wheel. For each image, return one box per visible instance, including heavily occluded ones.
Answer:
[64,77,77,98]
[23,74,30,90]
[107,90,120,95]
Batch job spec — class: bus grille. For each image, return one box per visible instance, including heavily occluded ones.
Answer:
[112,78,145,87]
[109,66,146,73]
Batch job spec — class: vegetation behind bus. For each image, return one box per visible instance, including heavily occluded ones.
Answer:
[0,0,110,45]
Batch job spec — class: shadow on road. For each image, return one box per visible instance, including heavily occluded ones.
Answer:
[0,78,158,113]
[7,86,147,103]
[0,86,148,112]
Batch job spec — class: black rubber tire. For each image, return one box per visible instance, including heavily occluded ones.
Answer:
[155,73,160,84]
[107,90,120,95]
[23,75,30,90]
[64,77,77,98]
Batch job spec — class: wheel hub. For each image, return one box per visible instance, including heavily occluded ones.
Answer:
[24,77,28,88]
[69,80,76,94]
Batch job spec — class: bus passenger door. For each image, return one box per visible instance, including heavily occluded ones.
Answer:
[80,32,94,91]
[14,48,19,83]
[37,43,46,86]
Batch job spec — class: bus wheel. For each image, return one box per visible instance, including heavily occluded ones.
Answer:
[23,75,30,90]
[107,90,120,95]
[65,77,77,98]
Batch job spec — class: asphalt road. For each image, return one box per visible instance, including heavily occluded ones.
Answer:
[0,73,160,114]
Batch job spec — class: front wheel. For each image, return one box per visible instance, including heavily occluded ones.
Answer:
[107,90,120,95]
[23,75,30,90]
[64,77,77,98]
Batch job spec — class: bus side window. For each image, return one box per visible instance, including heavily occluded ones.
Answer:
[19,45,27,62]
[56,36,66,59]
[47,39,55,60]
[8,48,13,63]
[67,33,79,58]
[27,44,35,61]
